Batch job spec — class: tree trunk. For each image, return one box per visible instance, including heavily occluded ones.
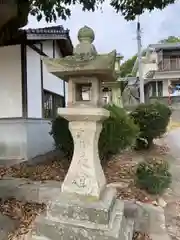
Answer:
[0,3,17,29]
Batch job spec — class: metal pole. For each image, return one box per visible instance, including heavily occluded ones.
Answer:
[137,16,144,103]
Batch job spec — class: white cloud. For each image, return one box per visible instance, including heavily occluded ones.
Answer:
[26,1,180,59]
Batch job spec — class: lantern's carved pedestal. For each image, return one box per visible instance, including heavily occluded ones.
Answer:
[61,107,109,199]
[32,188,128,240]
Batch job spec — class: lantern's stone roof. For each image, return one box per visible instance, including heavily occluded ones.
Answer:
[42,25,117,82]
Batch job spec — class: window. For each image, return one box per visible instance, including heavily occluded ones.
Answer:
[151,82,156,97]
[150,81,163,97]
[169,80,180,96]
[43,90,65,118]
[157,50,163,64]
[157,81,163,96]
[102,87,112,104]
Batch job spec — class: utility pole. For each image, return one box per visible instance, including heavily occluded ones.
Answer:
[137,16,144,103]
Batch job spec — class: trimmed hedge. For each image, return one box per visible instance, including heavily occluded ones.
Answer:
[130,102,172,149]
[135,157,172,195]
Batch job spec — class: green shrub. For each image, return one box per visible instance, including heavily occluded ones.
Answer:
[130,102,172,149]
[135,157,172,195]
[99,104,139,163]
[50,104,138,165]
[50,116,74,161]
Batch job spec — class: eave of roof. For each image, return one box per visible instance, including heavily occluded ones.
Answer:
[1,25,73,56]
[148,43,180,51]
[24,25,69,40]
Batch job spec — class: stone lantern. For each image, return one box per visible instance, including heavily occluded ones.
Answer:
[115,53,123,74]
[36,26,132,240]
[43,25,117,198]
[102,54,123,106]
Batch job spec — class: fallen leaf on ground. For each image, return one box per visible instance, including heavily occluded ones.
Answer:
[117,182,155,202]
[5,158,69,181]
[133,231,152,240]
[0,198,45,239]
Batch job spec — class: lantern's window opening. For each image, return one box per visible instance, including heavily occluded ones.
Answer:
[76,83,92,101]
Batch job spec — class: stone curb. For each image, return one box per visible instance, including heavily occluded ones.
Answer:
[124,200,171,240]
[0,214,18,240]
[0,176,61,204]
[150,233,171,240]
[0,149,64,167]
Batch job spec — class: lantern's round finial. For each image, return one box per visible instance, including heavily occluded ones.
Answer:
[78,26,95,43]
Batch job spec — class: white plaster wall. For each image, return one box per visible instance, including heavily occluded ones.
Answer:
[0,119,27,160]
[0,119,54,161]
[43,41,65,96]
[26,119,54,159]
[154,71,180,80]
[0,45,22,117]
[148,51,157,62]
[26,40,67,118]
[137,62,158,78]
[27,44,42,118]
[136,52,158,78]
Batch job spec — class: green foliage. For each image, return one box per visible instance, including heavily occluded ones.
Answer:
[119,81,128,96]
[1,1,178,45]
[159,36,180,43]
[135,157,172,195]
[118,55,137,98]
[99,104,139,163]
[50,115,74,161]
[130,102,172,149]
[28,0,176,22]
[120,55,137,78]
[50,104,138,164]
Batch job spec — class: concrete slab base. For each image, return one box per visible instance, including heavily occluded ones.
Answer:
[31,187,134,240]
[0,214,18,240]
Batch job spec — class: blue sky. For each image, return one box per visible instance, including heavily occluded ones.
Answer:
[26,1,180,60]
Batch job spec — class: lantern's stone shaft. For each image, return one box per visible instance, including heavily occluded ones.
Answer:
[61,111,108,198]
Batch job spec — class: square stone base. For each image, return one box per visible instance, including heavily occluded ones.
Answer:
[31,187,134,240]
